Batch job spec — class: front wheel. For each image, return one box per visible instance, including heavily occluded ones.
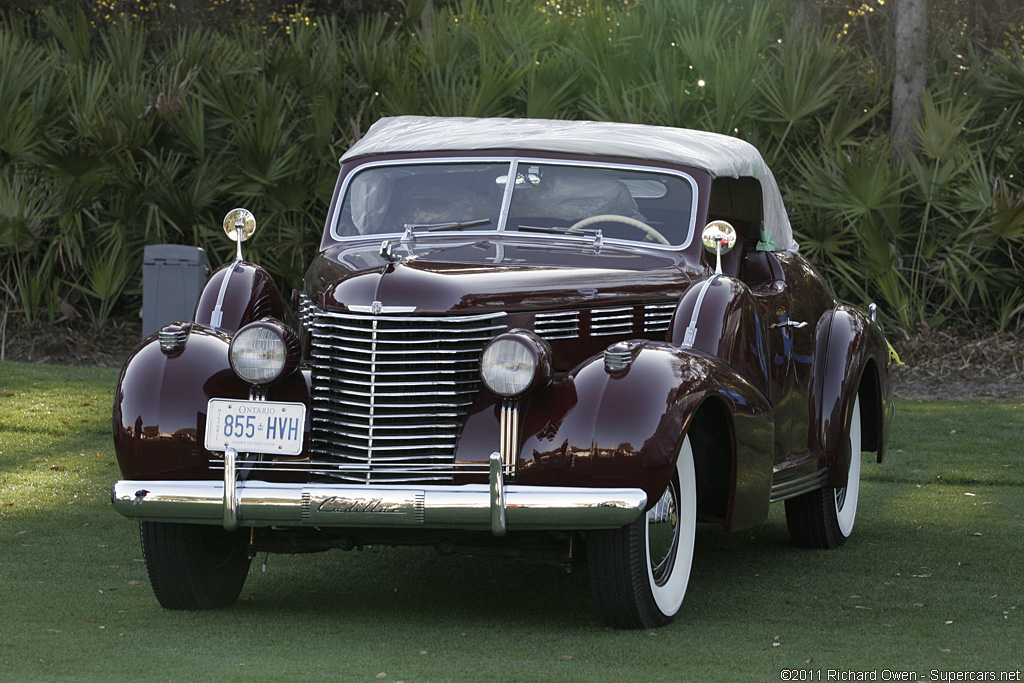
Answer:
[785,395,862,548]
[140,521,252,609]
[588,436,697,629]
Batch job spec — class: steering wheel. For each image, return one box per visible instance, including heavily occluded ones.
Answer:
[567,214,671,246]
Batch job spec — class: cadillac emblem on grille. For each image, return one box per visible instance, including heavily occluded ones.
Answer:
[307,306,507,484]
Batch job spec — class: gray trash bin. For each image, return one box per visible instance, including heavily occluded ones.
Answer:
[142,245,209,338]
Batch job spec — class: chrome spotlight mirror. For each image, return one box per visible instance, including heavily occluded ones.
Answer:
[223,208,256,262]
[701,220,737,275]
[223,208,256,241]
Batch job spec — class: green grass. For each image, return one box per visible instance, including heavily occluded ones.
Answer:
[2,361,1022,681]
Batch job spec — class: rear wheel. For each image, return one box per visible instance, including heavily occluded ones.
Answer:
[786,395,862,548]
[588,436,697,629]
[140,521,252,609]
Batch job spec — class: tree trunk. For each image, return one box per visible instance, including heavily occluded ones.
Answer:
[891,0,928,163]
[788,0,822,37]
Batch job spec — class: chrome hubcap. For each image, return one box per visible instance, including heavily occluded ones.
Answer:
[647,483,679,585]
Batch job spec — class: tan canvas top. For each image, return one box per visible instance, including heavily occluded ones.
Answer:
[342,116,797,251]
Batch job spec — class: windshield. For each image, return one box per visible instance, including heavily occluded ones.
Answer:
[331,159,697,248]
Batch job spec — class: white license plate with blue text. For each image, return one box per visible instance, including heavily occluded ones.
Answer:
[204,399,306,455]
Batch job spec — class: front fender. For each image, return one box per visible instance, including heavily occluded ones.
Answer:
[812,305,894,488]
[193,261,288,333]
[112,325,309,481]
[517,342,774,529]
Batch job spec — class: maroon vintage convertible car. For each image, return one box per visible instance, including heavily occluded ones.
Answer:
[112,116,894,629]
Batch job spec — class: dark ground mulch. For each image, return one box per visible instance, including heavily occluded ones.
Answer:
[886,326,1024,399]
[1,315,143,371]
[1,314,1022,399]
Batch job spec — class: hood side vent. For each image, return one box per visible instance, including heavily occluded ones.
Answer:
[533,310,580,340]
[643,303,676,334]
[590,307,635,337]
[532,303,678,341]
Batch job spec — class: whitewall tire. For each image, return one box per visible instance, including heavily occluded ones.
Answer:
[589,435,697,629]
[786,395,862,548]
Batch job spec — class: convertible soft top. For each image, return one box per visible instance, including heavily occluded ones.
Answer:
[342,116,797,252]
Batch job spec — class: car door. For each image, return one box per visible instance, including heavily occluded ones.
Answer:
[745,250,815,466]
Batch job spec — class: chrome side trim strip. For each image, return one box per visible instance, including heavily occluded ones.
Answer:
[770,468,829,503]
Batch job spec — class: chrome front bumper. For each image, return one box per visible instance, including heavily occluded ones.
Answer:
[112,453,646,536]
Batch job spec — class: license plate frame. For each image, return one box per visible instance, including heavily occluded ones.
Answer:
[204,399,306,456]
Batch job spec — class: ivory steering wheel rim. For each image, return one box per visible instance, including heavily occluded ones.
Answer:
[567,214,671,246]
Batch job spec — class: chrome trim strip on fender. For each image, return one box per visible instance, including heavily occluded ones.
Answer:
[682,275,721,349]
[112,480,647,531]
[209,261,241,329]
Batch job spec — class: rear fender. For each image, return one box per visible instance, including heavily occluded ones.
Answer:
[812,305,894,488]
[517,342,774,530]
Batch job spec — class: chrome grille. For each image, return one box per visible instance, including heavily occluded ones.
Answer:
[308,309,507,484]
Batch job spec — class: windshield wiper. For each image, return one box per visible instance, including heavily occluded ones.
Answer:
[404,218,492,232]
[518,225,604,251]
[401,218,492,246]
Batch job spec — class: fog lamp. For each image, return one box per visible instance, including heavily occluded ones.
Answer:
[480,330,553,398]
[229,319,300,385]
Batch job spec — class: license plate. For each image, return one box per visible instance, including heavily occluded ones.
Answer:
[204,399,306,455]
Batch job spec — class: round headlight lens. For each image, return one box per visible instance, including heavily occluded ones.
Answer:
[480,331,552,397]
[229,321,297,385]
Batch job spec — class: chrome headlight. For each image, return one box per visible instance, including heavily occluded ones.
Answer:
[480,330,553,398]
[229,319,300,386]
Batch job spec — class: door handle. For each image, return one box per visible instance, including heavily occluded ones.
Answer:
[771,320,808,329]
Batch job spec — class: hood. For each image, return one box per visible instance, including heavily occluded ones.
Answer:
[304,237,697,314]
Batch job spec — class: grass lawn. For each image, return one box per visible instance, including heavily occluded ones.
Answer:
[1,361,1022,682]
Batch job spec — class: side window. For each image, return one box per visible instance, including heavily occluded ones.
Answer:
[708,177,773,282]
[707,177,763,242]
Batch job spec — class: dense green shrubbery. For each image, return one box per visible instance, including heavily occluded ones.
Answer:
[1,0,1022,334]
